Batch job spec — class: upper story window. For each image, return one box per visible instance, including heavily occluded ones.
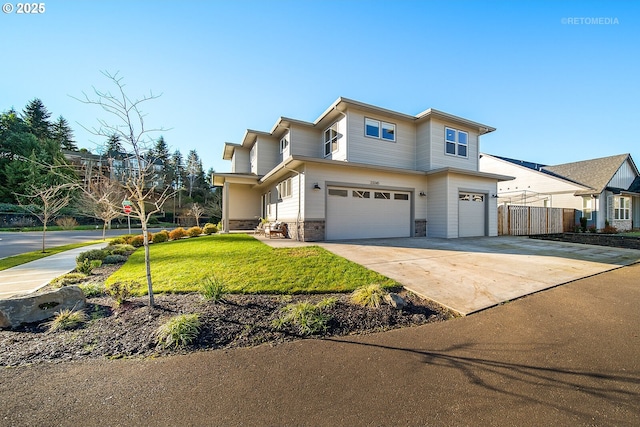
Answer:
[365,118,396,142]
[280,135,289,153]
[445,127,468,158]
[324,124,338,157]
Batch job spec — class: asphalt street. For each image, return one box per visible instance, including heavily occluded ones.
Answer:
[0,228,163,259]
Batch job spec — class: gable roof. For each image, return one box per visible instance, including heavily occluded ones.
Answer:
[542,154,633,195]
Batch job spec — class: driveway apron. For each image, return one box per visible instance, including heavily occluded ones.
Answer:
[316,236,640,315]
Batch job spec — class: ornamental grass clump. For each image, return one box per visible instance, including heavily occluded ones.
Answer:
[273,297,337,336]
[76,259,102,275]
[156,314,201,348]
[152,230,170,243]
[203,223,218,235]
[105,280,136,307]
[351,284,387,308]
[51,272,87,288]
[44,308,88,332]
[169,227,187,240]
[79,282,104,298]
[200,276,227,302]
[187,226,203,237]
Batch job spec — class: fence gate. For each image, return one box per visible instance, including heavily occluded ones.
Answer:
[498,205,572,236]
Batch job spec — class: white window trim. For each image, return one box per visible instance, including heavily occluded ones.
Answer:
[324,123,338,157]
[280,135,289,153]
[278,178,292,199]
[365,117,396,142]
[444,127,469,158]
[582,197,593,220]
[614,196,630,220]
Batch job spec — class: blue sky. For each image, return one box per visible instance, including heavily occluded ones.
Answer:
[1,0,638,173]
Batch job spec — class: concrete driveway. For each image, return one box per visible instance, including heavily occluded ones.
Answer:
[316,236,640,315]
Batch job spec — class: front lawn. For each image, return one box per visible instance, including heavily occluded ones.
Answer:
[105,234,398,294]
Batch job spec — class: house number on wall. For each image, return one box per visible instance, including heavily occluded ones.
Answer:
[370,181,380,185]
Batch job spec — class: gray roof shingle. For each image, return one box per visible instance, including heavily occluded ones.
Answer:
[542,154,631,195]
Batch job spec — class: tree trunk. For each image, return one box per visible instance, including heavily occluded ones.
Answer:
[41,222,47,253]
[142,218,154,307]
[102,221,107,240]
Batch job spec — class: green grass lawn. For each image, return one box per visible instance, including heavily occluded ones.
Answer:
[106,234,399,295]
[0,240,105,271]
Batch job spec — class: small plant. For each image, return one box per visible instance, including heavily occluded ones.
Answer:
[76,249,109,264]
[102,254,128,265]
[588,225,597,233]
[44,308,88,332]
[152,230,170,243]
[156,313,201,348]
[273,298,336,335]
[351,284,387,308]
[203,223,218,235]
[107,244,136,255]
[50,272,87,288]
[79,282,105,298]
[129,234,145,247]
[187,226,203,237]
[169,227,187,240]
[105,280,136,307]
[602,224,618,234]
[56,216,78,230]
[110,235,135,245]
[76,259,102,275]
[580,216,588,233]
[200,276,227,302]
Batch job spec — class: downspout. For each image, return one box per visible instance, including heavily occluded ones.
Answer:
[284,166,302,241]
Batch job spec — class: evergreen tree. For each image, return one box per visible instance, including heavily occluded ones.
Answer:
[51,116,77,151]
[152,136,170,188]
[106,133,124,154]
[186,149,205,199]
[22,98,51,141]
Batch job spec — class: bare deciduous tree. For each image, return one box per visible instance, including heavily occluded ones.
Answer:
[189,202,204,228]
[79,178,125,240]
[75,71,173,307]
[16,182,76,253]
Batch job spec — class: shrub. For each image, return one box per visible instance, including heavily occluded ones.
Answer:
[203,223,218,235]
[200,276,227,302]
[169,227,187,240]
[110,234,135,245]
[156,314,201,348]
[56,217,78,230]
[152,230,170,243]
[44,308,88,332]
[79,282,105,298]
[187,226,203,237]
[588,225,597,233]
[76,249,109,264]
[129,235,145,247]
[76,259,102,275]
[602,225,618,234]
[107,244,136,255]
[50,272,87,288]
[272,298,336,335]
[580,217,588,232]
[105,281,136,307]
[102,254,128,265]
[351,284,387,308]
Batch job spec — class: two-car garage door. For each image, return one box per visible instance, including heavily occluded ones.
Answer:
[326,186,411,240]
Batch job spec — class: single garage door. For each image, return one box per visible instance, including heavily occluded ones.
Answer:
[326,187,411,240]
[458,192,486,237]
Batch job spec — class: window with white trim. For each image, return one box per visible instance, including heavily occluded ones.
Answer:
[365,118,396,142]
[277,178,292,199]
[280,135,289,153]
[582,197,592,220]
[324,123,338,156]
[445,127,468,157]
[614,196,630,220]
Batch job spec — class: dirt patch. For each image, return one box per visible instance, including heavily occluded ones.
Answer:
[0,265,455,367]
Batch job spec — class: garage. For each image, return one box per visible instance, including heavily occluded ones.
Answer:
[458,192,486,237]
[326,186,411,240]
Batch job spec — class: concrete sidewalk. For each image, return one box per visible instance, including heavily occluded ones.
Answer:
[0,243,108,299]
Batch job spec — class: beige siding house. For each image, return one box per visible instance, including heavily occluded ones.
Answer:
[213,98,511,241]
[479,153,640,231]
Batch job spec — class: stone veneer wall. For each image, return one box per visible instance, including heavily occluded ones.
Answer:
[228,219,260,231]
[414,220,427,237]
[529,233,640,250]
[610,219,632,232]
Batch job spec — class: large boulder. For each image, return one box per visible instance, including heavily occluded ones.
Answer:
[0,286,86,329]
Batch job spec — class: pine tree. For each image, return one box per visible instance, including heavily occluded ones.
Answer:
[106,133,124,154]
[152,136,170,188]
[22,98,51,141]
[51,116,77,151]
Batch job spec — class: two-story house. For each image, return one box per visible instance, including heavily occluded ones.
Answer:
[213,97,511,241]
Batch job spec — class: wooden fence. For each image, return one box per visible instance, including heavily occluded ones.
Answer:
[498,205,575,236]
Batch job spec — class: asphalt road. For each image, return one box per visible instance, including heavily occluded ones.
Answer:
[0,228,164,259]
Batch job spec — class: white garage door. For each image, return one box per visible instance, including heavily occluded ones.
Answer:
[458,192,486,237]
[326,187,411,240]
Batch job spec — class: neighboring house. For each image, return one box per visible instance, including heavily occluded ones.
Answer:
[213,97,511,241]
[479,153,640,231]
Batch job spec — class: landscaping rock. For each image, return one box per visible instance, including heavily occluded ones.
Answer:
[0,286,86,329]
[384,293,407,309]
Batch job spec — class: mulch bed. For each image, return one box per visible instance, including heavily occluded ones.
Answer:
[0,265,455,367]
